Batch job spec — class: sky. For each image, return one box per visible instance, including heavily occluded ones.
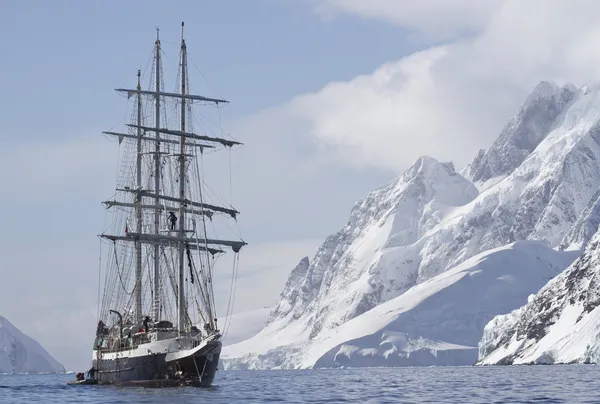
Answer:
[3,0,600,371]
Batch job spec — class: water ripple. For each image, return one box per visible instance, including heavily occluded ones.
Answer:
[1,365,599,403]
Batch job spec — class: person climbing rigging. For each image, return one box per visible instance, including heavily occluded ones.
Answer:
[168,211,177,230]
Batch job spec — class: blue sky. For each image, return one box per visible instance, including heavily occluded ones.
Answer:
[0,0,415,138]
[3,0,600,372]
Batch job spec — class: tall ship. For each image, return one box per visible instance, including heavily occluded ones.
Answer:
[88,23,246,387]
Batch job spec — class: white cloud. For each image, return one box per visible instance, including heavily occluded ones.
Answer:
[314,0,503,41]
[251,0,600,173]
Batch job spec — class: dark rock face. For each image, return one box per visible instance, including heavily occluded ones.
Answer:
[560,189,600,250]
[478,230,600,365]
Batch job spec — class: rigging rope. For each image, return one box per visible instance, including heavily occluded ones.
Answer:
[97,237,102,320]
[218,107,233,206]
[228,148,233,207]
[192,145,217,329]
[160,244,179,319]
[222,252,240,340]
[189,55,226,103]
[113,241,135,295]
[184,243,208,328]
[185,244,194,284]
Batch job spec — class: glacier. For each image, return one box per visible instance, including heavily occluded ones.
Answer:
[0,316,65,374]
[222,241,579,369]
[224,80,600,369]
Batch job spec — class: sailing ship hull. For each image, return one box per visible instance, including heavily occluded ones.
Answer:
[92,340,221,387]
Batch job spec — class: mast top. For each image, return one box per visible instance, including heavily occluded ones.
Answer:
[181,21,185,46]
[156,26,160,42]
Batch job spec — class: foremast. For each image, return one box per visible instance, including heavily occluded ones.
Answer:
[178,22,188,335]
[100,22,246,333]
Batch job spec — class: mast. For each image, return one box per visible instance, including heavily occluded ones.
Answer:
[153,28,161,322]
[135,69,143,324]
[100,24,248,331]
[178,21,187,334]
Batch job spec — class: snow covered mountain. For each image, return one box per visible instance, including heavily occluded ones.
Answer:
[0,316,65,374]
[223,242,578,369]
[224,80,600,369]
[462,81,576,190]
[478,227,600,365]
[267,156,479,338]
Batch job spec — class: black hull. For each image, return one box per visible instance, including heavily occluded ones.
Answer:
[92,342,221,387]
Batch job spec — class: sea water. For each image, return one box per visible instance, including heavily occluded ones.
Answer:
[1,365,599,403]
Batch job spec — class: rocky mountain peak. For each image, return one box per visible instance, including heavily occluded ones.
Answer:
[465,81,577,186]
[267,155,478,336]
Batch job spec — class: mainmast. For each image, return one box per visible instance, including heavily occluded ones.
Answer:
[153,28,162,323]
[135,69,143,324]
[178,22,187,334]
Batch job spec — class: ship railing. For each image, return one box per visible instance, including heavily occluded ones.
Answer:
[190,331,219,349]
[95,330,153,353]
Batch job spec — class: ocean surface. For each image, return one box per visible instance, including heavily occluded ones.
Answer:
[1,365,600,403]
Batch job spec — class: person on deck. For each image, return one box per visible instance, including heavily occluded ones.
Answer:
[168,211,177,230]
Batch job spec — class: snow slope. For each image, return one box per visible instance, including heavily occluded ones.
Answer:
[0,316,65,374]
[222,241,579,369]
[478,228,600,365]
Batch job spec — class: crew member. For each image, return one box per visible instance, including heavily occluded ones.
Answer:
[143,316,150,333]
[168,211,177,230]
